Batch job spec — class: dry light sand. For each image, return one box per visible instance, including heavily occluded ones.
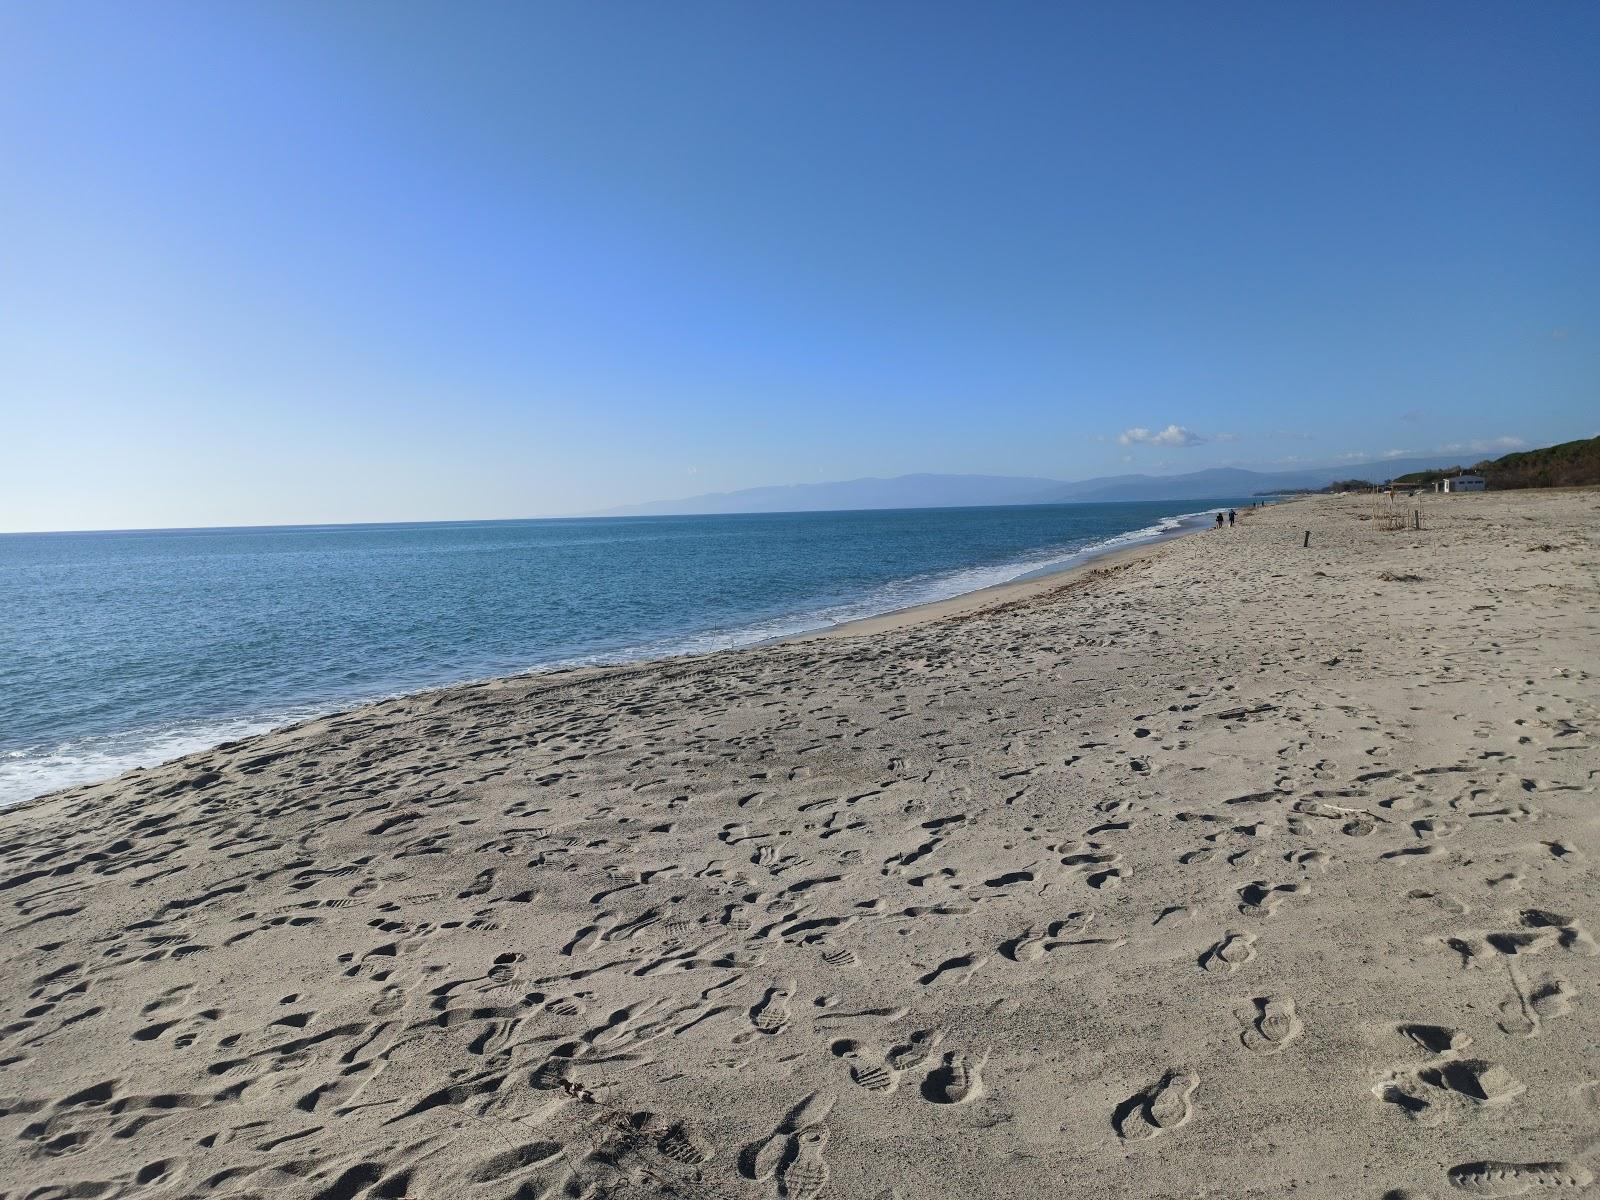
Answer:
[3,490,1599,1200]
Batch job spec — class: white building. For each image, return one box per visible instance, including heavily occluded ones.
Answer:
[1441,474,1486,492]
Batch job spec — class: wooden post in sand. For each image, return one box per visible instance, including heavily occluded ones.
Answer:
[1303,530,1310,548]
[1413,509,1421,530]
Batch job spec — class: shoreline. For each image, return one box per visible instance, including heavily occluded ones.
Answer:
[2,501,1243,811]
[409,503,1223,711]
[795,504,1232,642]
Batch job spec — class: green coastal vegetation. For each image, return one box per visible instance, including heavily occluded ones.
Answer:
[1390,434,1600,490]
[1309,435,1600,494]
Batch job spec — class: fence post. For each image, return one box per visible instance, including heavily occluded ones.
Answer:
[1303,530,1311,548]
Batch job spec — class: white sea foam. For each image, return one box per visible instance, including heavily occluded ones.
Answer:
[0,506,1215,808]
[0,705,331,809]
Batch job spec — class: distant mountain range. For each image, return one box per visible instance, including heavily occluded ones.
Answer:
[596,455,1464,516]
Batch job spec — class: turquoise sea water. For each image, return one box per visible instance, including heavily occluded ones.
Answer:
[0,500,1252,806]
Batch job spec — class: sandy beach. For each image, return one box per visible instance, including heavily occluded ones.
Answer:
[3,489,1598,1200]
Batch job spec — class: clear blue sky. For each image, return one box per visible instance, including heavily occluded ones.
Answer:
[2,2,1596,531]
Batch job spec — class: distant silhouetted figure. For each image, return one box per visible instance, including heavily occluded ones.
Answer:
[1228,509,1236,526]
[1215,512,1225,528]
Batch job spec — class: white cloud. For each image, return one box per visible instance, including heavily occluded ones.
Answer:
[1118,424,1206,447]
[1381,449,1407,459]
[1439,436,1525,455]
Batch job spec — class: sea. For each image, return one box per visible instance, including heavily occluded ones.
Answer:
[0,499,1256,807]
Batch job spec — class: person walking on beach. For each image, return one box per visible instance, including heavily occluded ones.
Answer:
[1215,511,1225,528]
[1228,509,1236,527]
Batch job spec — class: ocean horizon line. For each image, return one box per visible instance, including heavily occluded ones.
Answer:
[0,494,1274,540]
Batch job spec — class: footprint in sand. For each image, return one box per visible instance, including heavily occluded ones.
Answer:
[1115,1069,1199,1139]
[1400,1023,1472,1055]
[661,915,695,941]
[1449,910,1599,969]
[658,1121,714,1166]
[1200,931,1257,974]
[886,1029,945,1074]
[917,954,989,987]
[484,953,522,987]
[1086,866,1125,891]
[1409,889,1470,916]
[1288,847,1332,873]
[1521,909,1599,955]
[563,913,615,957]
[1052,911,1097,936]
[367,983,412,1017]
[1293,798,1365,821]
[1492,933,1576,1037]
[1377,1056,1525,1126]
[1241,996,1303,1055]
[921,1050,987,1105]
[777,1124,831,1200]
[1488,872,1525,895]
[1002,928,1049,962]
[745,979,796,1038]
[1542,840,1586,864]
[1237,881,1309,917]
[746,1091,834,1183]
[470,1141,565,1183]
[1498,971,1575,1038]
[831,1039,897,1093]
[1446,1160,1593,1195]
